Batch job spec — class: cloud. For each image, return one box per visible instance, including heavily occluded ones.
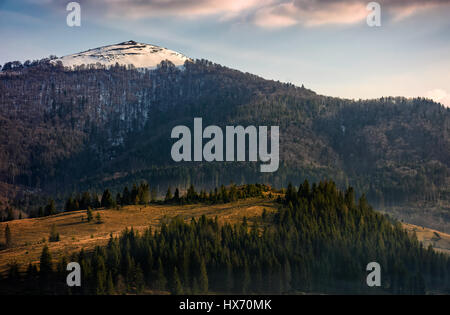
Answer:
[90,0,272,19]
[387,0,450,21]
[426,89,450,108]
[29,0,450,27]
[252,0,450,28]
[253,1,369,28]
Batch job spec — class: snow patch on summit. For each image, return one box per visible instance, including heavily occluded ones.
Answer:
[52,41,191,69]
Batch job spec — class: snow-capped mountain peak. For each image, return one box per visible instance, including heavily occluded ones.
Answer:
[52,40,191,69]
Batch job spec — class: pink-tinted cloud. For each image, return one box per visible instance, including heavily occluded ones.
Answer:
[31,0,450,27]
[99,0,272,19]
[253,1,369,28]
[388,0,450,21]
[252,0,450,28]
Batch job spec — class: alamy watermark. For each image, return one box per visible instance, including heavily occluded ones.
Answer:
[170,118,279,173]
[66,262,81,287]
[64,2,380,28]
[366,262,381,287]
[367,2,381,27]
[64,261,380,288]
[66,2,81,27]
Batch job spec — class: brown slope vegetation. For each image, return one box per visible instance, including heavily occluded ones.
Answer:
[381,201,450,234]
[403,223,450,255]
[1,196,449,277]
[0,198,277,275]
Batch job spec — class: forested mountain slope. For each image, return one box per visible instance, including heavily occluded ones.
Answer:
[0,56,449,230]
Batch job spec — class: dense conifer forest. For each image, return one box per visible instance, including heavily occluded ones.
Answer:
[1,181,448,295]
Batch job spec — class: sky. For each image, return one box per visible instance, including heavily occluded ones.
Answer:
[0,0,449,106]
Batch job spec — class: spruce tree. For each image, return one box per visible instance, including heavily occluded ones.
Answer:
[45,199,56,216]
[80,192,91,210]
[283,259,292,291]
[171,267,183,295]
[187,184,197,202]
[165,187,173,203]
[151,188,157,202]
[199,259,209,293]
[242,260,251,293]
[5,224,12,248]
[65,197,74,211]
[122,187,130,205]
[101,189,114,208]
[6,207,14,221]
[106,271,115,295]
[115,192,122,206]
[86,207,93,222]
[139,182,150,205]
[39,245,52,276]
[8,262,19,280]
[131,184,139,205]
[38,206,44,217]
[226,261,234,293]
[135,265,145,294]
[49,224,60,242]
[96,212,103,224]
[156,258,167,291]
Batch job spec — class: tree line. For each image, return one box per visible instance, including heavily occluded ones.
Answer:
[3,183,272,221]
[63,183,270,213]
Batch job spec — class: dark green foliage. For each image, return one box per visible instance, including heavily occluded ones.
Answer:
[155,258,167,291]
[86,207,93,222]
[39,245,52,276]
[174,188,180,202]
[122,187,130,205]
[38,207,44,218]
[106,271,115,294]
[26,263,39,284]
[162,183,268,205]
[130,184,139,205]
[138,182,150,205]
[101,189,115,208]
[6,208,14,221]
[262,208,268,221]
[2,181,449,295]
[151,188,157,202]
[49,224,60,242]
[65,197,75,212]
[186,185,197,203]
[165,187,173,202]
[5,224,12,248]
[199,259,208,294]
[7,262,20,280]
[96,213,103,224]
[170,267,183,295]
[62,182,152,214]
[65,192,97,212]
[45,199,56,216]
[80,192,92,210]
